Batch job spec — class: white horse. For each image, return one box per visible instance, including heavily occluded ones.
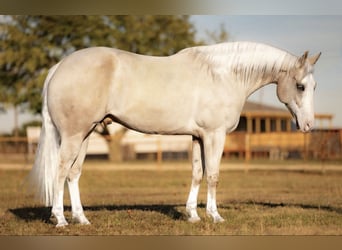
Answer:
[29,42,321,227]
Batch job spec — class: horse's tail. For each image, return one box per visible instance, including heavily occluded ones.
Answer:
[29,63,61,206]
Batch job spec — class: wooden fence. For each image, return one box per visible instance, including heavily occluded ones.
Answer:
[0,129,341,162]
[224,130,342,160]
[0,137,28,154]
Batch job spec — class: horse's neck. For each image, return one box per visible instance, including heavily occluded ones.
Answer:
[194,42,296,97]
[240,67,279,98]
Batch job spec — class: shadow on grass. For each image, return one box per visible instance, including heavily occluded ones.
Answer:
[84,204,186,220]
[9,206,52,224]
[9,203,186,223]
[9,201,342,225]
[224,200,342,214]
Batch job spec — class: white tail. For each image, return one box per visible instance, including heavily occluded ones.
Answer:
[29,63,60,206]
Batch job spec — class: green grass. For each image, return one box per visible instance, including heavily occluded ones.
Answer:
[1,167,342,235]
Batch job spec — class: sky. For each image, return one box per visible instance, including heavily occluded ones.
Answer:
[0,14,341,133]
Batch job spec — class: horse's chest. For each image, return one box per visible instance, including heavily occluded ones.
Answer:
[195,97,243,134]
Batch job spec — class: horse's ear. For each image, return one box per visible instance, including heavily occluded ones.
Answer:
[309,52,322,65]
[296,51,309,68]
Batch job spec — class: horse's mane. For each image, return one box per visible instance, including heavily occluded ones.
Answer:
[181,42,298,83]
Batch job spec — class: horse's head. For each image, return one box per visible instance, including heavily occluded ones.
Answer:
[277,51,321,132]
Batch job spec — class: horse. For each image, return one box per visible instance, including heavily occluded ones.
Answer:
[29,41,321,227]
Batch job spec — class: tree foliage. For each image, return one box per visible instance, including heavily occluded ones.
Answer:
[0,15,200,114]
[206,23,229,44]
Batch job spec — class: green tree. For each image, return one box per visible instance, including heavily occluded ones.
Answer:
[206,23,229,44]
[0,15,204,158]
[0,16,49,135]
[0,15,200,115]
[110,15,199,55]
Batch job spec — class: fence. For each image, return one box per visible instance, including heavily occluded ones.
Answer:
[0,137,30,162]
[0,129,341,163]
[224,130,342,160]
[0,137,28,154]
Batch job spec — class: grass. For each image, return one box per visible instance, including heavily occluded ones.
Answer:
[0,164,342,235]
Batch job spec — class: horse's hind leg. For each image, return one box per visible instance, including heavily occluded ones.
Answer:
[67,137,90,225]
[52,133,84,227]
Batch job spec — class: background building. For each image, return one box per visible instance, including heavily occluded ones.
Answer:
[19,101,340,163]
[224,101,336,160]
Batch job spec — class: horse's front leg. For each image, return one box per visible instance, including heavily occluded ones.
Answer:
[186,136,204,222]
[203,129,226,223]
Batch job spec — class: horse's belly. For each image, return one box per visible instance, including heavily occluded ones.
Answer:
[110,76,198,135]
[115,102,195,135]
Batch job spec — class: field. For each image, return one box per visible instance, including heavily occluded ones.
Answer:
[0,161,342,235]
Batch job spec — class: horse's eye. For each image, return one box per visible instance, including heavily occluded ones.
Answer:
[296,83,305,92]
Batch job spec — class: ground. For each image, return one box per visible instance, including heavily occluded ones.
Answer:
[0,160,342,235]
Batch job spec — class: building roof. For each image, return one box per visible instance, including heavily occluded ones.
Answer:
[243,101,287,113]
[242,101,333,121]
[242,101,289,117]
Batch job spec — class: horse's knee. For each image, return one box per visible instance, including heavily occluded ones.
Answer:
[207,173,219,187]
[192,175,203,186]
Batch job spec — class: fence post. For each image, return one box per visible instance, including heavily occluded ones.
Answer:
[157,137,162,166]
[245,133,251,162]
[304,132,309,160]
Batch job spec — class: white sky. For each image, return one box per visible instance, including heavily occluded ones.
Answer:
[0,14,342,133]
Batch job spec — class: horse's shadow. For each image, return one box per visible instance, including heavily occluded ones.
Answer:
[220,200,342,215]
[9,201,342,224]
[9,203,187,224]
[9,206,52,223]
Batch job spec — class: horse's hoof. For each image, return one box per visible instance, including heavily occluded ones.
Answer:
[56,220,69,228]
[73,218,91,225]
[72,214,91,225]
[188,216,201,223]
[81,220,91,225]
[206,212,225,223]
[213,215,225,223]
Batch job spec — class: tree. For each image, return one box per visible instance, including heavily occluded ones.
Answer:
[0,16,48,135]
[0,15,200,115]
[110,15,199,55]
[205,23,229,44]
[0,15,204,159]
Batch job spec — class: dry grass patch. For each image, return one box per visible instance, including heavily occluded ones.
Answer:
[1,167,342,235]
